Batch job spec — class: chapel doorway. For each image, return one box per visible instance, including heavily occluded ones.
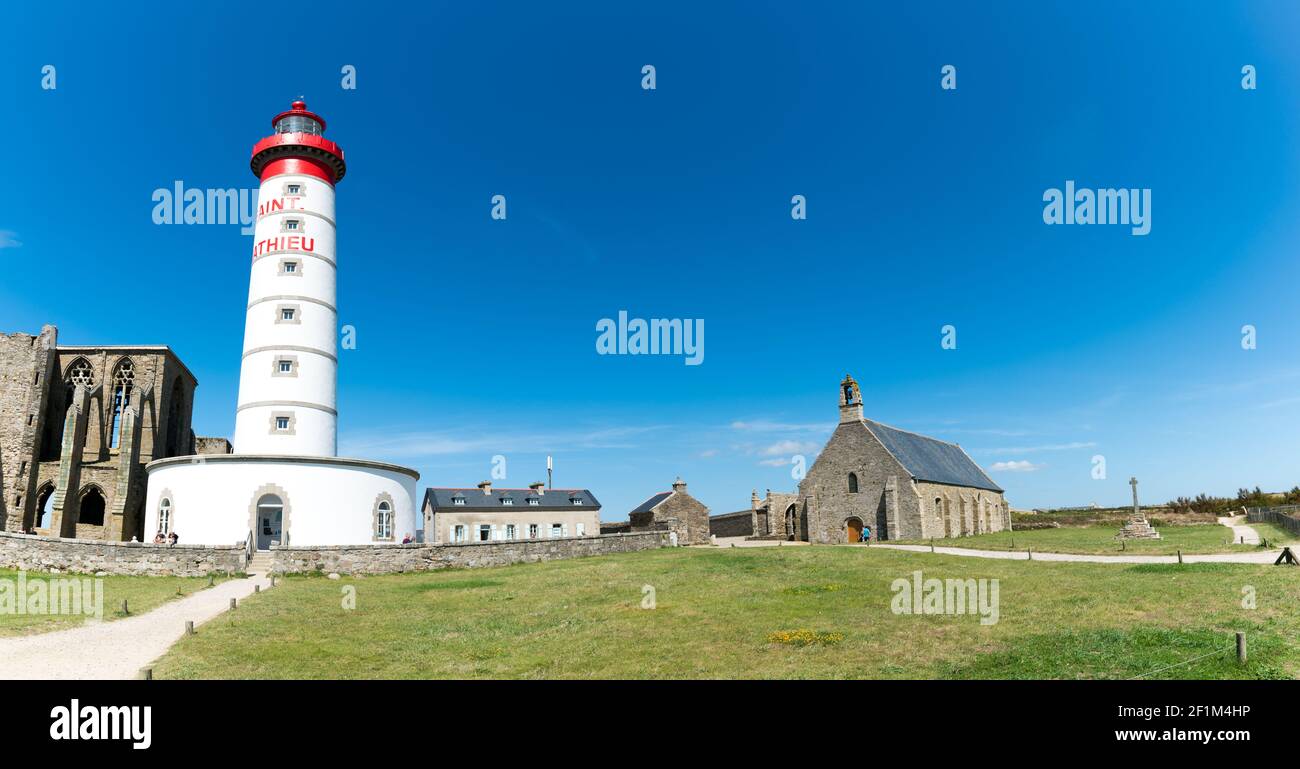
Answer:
[785,505,798,541]
[846,517,864,543]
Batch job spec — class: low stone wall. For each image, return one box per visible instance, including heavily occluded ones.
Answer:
[709,511,754,538]
[599,520,632,534]
[0,530,247,577]
[272,531,672,575]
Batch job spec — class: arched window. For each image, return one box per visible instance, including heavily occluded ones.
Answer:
[66,358,94,388]
[79,487,106,527]
[35,483,55,530]
[159,498,172,535]
[109,359,134,450]
[848,473,859,493]
[375,500,393,540]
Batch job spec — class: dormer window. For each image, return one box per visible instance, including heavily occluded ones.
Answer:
[452,496,466,506]
[500,497,514,506]
[571,498,583,506]
[527,498,540,506]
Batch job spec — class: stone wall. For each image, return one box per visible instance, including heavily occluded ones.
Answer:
[195,436,233,454]
[599,520,632,534]
[0,530,246,576]
[0,326,57,533]
[913,481,1009,539]
[708,510,753,538]
[272,531,672,575]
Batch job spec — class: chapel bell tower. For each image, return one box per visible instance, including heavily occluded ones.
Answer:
[839,373,863,423]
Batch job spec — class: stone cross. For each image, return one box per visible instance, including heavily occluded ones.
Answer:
[1129,476,1140,518]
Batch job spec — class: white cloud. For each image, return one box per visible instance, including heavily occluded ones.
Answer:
[0,231,20,249]
[730,419,826,433]
[760,439,819,456]
[339,424,667,459]
[983,441,1095,454]
[988,460,1042,473]
[698,449,718,458]
[757,457,790,467]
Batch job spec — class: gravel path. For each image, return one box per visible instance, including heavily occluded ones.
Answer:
[870,543,1280,564]
[1218,515,1261,546]
[0,571,271,680]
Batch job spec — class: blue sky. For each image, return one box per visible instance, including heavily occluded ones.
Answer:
[2,2,1298,521]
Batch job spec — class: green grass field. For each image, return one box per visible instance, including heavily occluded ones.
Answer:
[0,569,227,637]
[153,546,1297,680]
[895,523,1292,555]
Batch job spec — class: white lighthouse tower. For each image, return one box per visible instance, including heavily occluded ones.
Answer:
[144,101,419,550]
[235,100,342,457]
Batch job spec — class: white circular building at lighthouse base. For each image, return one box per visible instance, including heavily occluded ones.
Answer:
[144,455,418,548]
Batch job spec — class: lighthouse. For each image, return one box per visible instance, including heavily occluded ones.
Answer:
[235,101,344,456]
[144,101,419,550]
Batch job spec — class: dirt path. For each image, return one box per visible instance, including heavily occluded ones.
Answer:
[0,571,271,680]
[1218,515,1261,546]
[870,543,1279,564]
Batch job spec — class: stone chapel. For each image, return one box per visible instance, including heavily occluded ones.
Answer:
[751,375,1011,543]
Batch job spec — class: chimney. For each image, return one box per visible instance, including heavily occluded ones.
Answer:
[529,482,545,494]
[477,480,492,495]
[751,489,760,510]
[672,477,687,493]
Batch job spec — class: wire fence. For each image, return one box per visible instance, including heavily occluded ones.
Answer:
[1130,633,1246,680]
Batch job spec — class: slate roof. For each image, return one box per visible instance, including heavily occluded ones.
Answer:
[862,419,1003,493]
[630,491,674,514]
[423,488,601,512]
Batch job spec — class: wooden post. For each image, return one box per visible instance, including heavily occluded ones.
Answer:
[143,668,152,681]
[229,598,237,610]
[255,584,261,593]
[1236,632,1247,664]
[1121,540,1126,552]
[1027,547,1032,561]
[121,599,128,615]
[930,538,935,553]
[1177,549,1183,564]
[208,574,214,587]
[271,574,276,587]
[1240,536,1244,544]
[185,620,194,635]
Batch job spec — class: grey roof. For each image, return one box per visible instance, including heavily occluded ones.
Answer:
[423,487,601,512]
[862,419,1003,493]
[630,491,674,514]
